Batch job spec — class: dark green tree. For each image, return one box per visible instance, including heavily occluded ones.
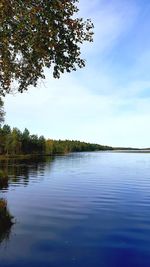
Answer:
[21,128,30,154]
[0,0,94,96]
[2,124,11,135]
[1,124,11,154]
[9,128,22,154]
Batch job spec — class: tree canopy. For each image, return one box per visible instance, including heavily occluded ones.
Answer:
[0,0,94,96]
[0,98,5,124]
[0,124,112,156]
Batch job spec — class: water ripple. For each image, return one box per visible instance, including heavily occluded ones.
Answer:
[1,152,150,267]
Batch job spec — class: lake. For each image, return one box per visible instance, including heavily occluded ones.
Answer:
[0,152,150,267]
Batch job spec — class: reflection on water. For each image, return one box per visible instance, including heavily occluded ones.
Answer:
[0,199,13,244]
[0,176,8,190]
[0,156,54,246]
[0,156,54,190]
[0,153,150,267]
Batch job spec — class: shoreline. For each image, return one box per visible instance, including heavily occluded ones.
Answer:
[0,149,150,160]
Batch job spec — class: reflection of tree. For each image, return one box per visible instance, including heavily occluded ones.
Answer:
[0,170,8,190]
[0,199,13,244]
[0,157,54,244]
[0,156,54,190]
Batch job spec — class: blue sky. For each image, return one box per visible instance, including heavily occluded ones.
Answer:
[4,0,150,148]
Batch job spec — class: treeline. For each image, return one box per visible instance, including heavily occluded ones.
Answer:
[0,125,112,156]
[46,140,112,154]
[0,125,45,155]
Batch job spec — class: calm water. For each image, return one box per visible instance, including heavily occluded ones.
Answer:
[0,152,150,267]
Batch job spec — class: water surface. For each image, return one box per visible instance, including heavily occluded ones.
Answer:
[0,152,150,267]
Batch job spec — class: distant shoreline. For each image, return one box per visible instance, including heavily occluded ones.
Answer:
[0,149,150,160]
[111,149,150,153]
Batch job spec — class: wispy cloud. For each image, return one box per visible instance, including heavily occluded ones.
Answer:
[4,0,150,147]
[79,0,139,55]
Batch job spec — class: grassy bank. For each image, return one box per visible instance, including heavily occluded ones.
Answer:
[0,199,13,243]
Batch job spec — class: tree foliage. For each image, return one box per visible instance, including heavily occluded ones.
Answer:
[0,98,5,124]
[0,0,94,96]
[0,126,46,155]
[0,125,112,156]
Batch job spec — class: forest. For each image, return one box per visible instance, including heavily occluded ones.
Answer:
[0,124,113,156]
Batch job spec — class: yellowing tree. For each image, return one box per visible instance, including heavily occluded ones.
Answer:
[0,0,94,96]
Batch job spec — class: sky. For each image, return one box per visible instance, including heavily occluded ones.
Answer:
[4,0,150,148]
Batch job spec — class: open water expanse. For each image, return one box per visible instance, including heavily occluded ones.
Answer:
[0,152,150,267]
